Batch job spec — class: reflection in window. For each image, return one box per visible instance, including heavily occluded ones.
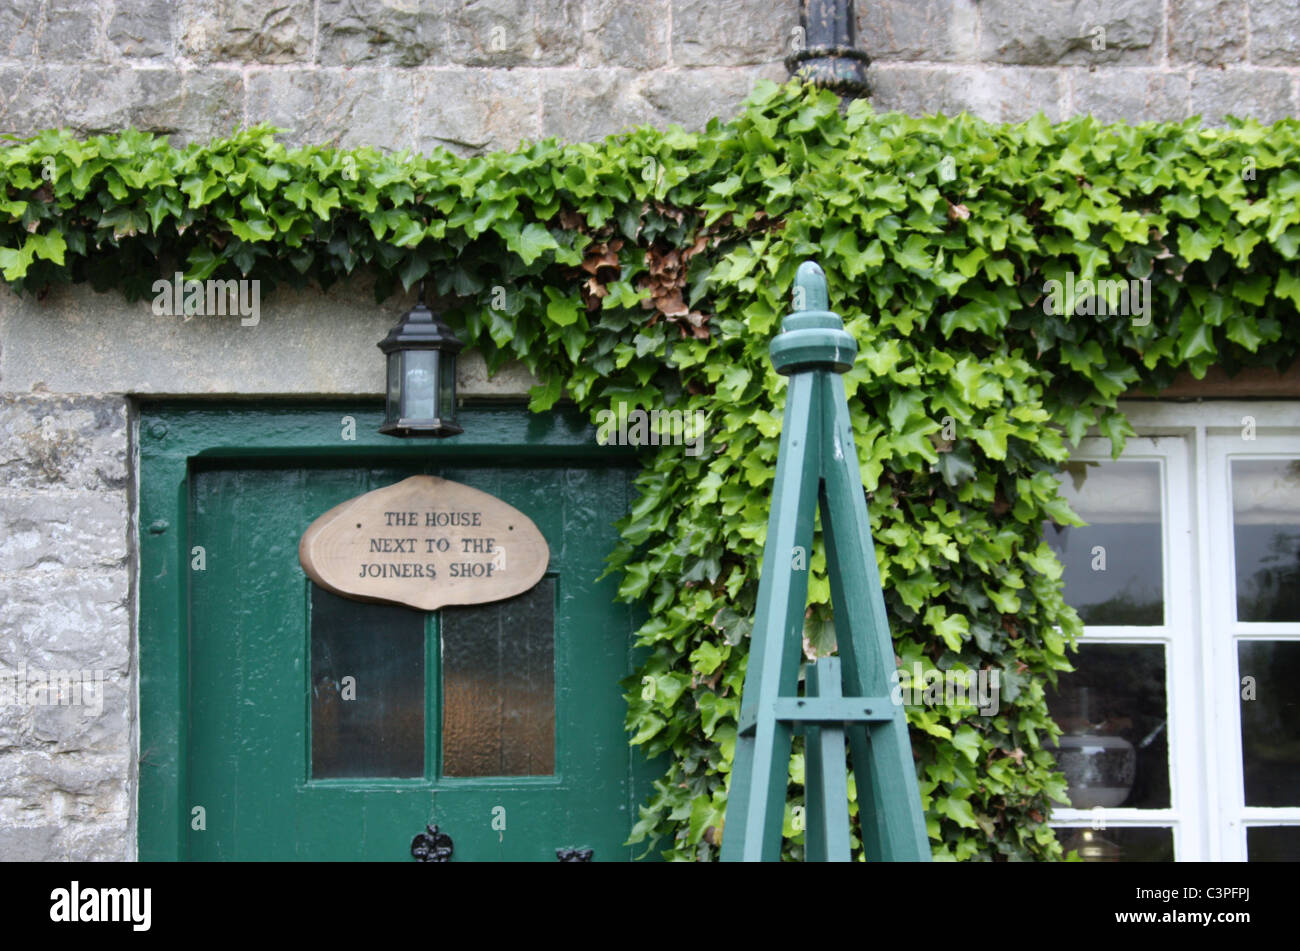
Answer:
[1246,826,1300,861]
[1232,459,1300,622]
[1238,640,1300,807]
[310,585,425,779]
[441,579,555,777]
[1046,461,1164,625]
[1058,826,1174,862]
[1046,643,1170,810]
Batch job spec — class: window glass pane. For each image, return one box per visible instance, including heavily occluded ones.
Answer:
[441,578,555,777]
[1046,643,1170,809]
[1246,826,1300,861]
[1058,826,1174,862]
[1238,640,1300,806]
[1046,461,1164,625]
[1231,458,1300,622]
[310,585,425,779]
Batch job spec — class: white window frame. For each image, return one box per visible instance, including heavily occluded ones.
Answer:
[1205,429,1300,860]
[1050,400,1300,861]
[1048,435,1201,860]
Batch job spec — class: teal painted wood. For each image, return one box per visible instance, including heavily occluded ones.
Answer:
[137,401,659,861]
[723,372,822,861]
[804,659,851,862]
[721,262,931,863]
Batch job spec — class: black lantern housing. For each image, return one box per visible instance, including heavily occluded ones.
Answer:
[378,287,464,437]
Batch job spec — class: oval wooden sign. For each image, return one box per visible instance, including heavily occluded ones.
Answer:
[298,475,549,611]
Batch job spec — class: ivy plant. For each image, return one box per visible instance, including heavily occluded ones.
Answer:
[3,79,1297,860]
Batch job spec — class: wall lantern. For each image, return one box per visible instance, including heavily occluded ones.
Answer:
[377,284,465,437]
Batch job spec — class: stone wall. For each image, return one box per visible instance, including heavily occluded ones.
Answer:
[864,0,1300,124]
[0,394,131,860]
[0,0,794,153]
[1,1,1295,159]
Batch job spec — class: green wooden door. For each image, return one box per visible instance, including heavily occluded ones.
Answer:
[139,404,650,861]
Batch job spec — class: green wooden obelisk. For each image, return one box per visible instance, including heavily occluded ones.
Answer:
[721,261,930,862]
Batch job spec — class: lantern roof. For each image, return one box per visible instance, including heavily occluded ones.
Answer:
[378,290,465,355]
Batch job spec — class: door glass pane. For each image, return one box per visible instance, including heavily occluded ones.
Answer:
[1058,826,1174,862]
[310,585,425,778]
[1231,458,1300,622]
[1046,643,1170,809]
[1246,826,1300,861]
[1046,461,1164,625]
[441,578,555,777]
[1238,640,1300,806]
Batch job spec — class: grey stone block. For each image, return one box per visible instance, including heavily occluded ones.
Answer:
[316,0,450,67]
[638,66,786,132]
[0,492,128,572]
[540,68,659,140]
[109,0,177,59]
[1189,69,1296,124]
[0,822,59,860]
[30,688,129,755]
[670,0,792,68]
[980,0,1161,66]
[0,705,26,750]
[582,0,670,69]
[181,0,313,64]
[1069,68,1192,123]
[540,64,784,141]
[414,68,541,155]
[246,68,416,151]
[1168,0,1246,66]
[65,820,131,861]
[0,568,129,670]
[0,396,127,493]
[0,750,128,804]
[0,0,101,63]
[1249,0,1300,66]
[447,0,582,67]
[857,0,979,63]
[0,66,243,144]
[868,65,1064,123]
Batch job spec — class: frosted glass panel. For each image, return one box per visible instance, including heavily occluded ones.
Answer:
[403,349,438,421]
[311,585,425,778]
[441,579,555,777]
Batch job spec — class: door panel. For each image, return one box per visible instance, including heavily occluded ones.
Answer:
[188,462,636,861]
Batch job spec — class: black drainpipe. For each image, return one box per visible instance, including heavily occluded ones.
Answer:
[785,0,871,98]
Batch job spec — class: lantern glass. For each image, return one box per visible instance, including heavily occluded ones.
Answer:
[403,349,439,422]
[439,352,457,427]
[385,351,402,425]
